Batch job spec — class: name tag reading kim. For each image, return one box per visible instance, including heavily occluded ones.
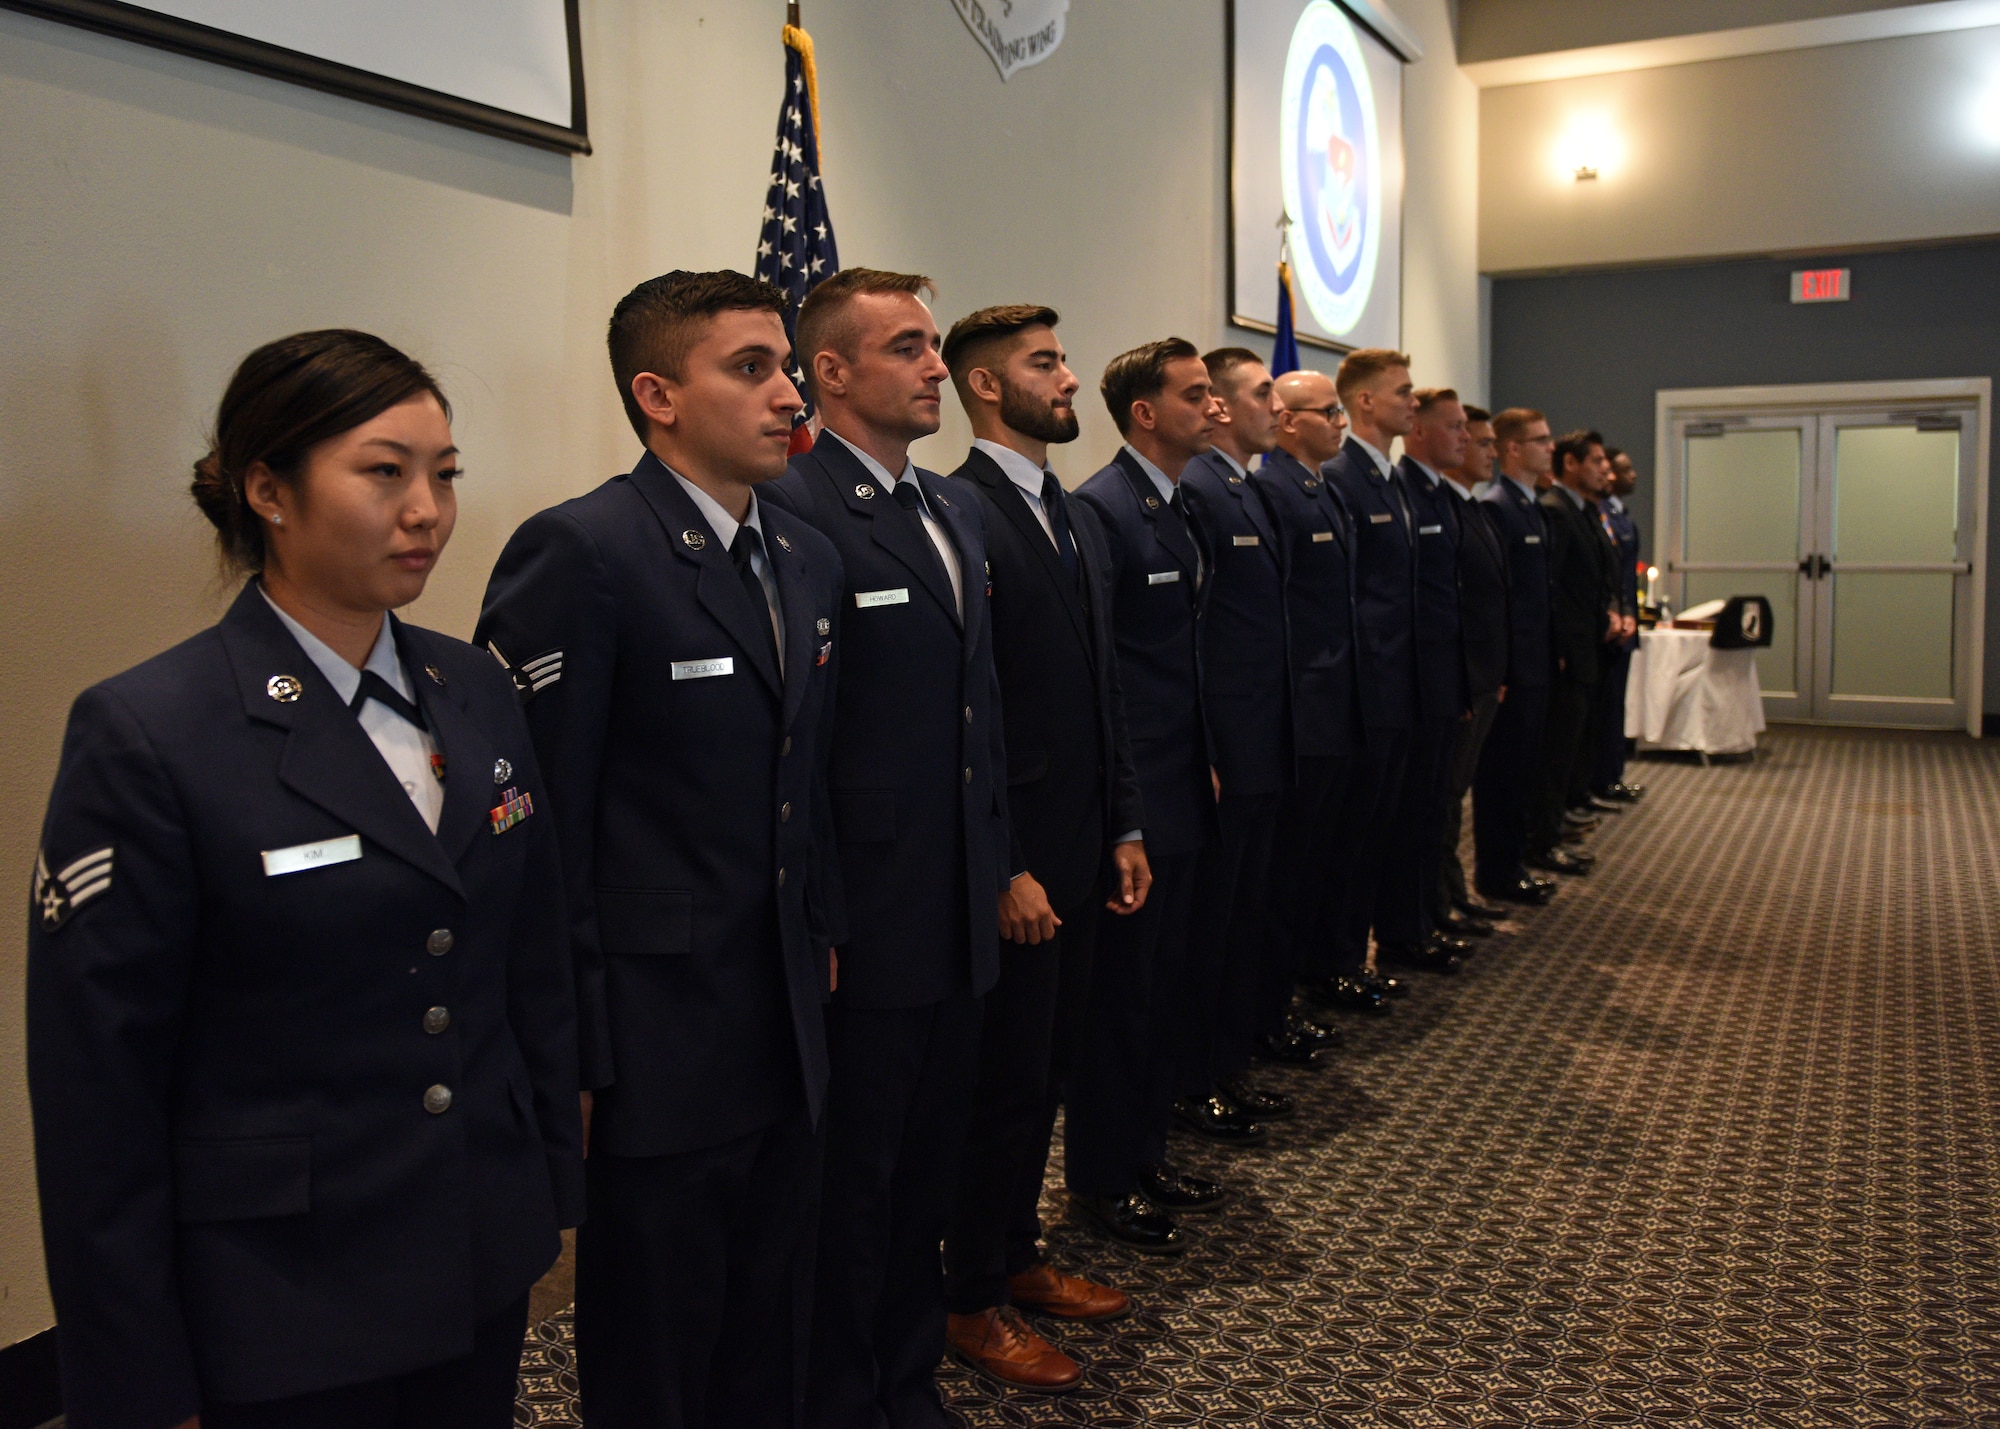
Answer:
[1312,532,1335,543]
[263,835,362,878]
[671,657,734,681]
[1147,570,1182,586]
[855,588,910,609]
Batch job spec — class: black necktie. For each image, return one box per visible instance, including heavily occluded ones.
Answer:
[1041,471,1080,584]
[891,478,955,598]
[730,526,781,672]
[350,670,426,730]
[1167,487,1205,590]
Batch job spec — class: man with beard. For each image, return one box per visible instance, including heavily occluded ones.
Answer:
[939,305,1151,1392]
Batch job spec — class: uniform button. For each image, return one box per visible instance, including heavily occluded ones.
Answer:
[964,706,973,724]
[423,1006,451,1035]
[963,767,973,784]
[781,737,793,756]
[423,1084,453,1115]
[777,867,788,888]
[427,929,454,957]
[780,802,792,822]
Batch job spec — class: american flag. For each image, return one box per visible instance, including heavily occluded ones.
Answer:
[755,22,839,452]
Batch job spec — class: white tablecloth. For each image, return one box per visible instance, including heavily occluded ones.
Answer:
[1624,628,1766,755]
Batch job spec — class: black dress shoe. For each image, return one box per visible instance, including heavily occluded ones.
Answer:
[1561,809,1602,830]
[1299,973,1390,1015]
[1528,847,1594,875]
[1454,895,1504,920]
[1253,1029,1319,1066]
[1429,932,1475,956]
[1439,910,1493,938]
[1172,1095,1268,1144]
[1378,941,1463,974]
[1354,971,1410,1000]
[1072,1191,1187,1252]
[1580,794,1624,814]
[1558,825,1591,845]
[1602,782,1645,801]
[1476,875,1556,906]
[1218,1078,1295,1119]
[1285,1010,1344,1047]
[1140,1164,1228,1213]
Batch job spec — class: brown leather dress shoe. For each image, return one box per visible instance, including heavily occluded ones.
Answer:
[1007,1262,1133,1322]
[946,1306,1082,1392]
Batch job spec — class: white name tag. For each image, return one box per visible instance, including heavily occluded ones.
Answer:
[263,835,361,878]
[1312,531,1335,543]
[855,588,909,609]
[671,657,734,681]
[1419,524,1443,535]
[1232,535,1260,547]
[1524,534,1543,544]
[1147,570,1182,585]
[1369,512,1393,524]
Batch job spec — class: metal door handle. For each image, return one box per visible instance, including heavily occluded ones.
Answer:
[1797,554,1831,579]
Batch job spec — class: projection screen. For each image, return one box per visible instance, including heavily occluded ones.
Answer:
[1231,0,1407,353]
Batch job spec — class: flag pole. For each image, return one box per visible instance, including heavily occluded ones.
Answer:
[788,1,800,24]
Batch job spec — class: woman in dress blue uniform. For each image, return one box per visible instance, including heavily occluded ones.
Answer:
[26,331,584,1429]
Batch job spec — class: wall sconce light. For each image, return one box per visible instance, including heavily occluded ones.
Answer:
[1574,165,1599,182]
[1554,111,1622,184]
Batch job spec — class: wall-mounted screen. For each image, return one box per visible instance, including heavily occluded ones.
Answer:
[1231,0,1405,353]
[4,0,588,152]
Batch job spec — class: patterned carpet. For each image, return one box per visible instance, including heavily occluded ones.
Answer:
[516,725,2000,1426]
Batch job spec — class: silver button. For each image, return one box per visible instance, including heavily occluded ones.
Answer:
[427,929,454,956]
[777,867,788,888]
[780,802,792,822]
[423,1084,453,1115]
[964,767,973,784]
[964,706,973,724]
[493,758,513,785]
[781,737,793,756]
[423,1006,450,1035]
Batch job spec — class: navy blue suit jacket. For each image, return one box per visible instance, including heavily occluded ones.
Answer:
[29,584,583,1426]
[1604,496,1642,649]
[950,447,1145,912]
[1323,438,1418,730]
[1400,457,1470,724]
[1181,450,1292,802]
[1481,475,1554,691]
[1073,449,1216,858]
[1453,488,1512,700]
[763,431,1009,1007]
[1251,446,1361,760]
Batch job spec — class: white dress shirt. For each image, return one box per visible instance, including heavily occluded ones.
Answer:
[832,432,964,616]
[670,468,785,668]
[1350,434,1396,480]
[973,438,1059,547]
[262,589,445,834]
[1410,457,1446,489]
[1123,443,1179,507]
[1502,474,1539,504]
[1447,476,1481,502]
[1211,447,1249,480]
[1472,479,1495,500]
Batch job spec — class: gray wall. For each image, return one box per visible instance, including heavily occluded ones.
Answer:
[1488,236,2000,718]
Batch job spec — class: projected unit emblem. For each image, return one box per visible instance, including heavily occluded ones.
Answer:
[1279,1,1381,338]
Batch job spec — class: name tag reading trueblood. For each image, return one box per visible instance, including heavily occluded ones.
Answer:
[854,588,910,609]
[1147,571,1182,585]
[489,787,534,835]
[671,657,734,681]
[262,835,362,878]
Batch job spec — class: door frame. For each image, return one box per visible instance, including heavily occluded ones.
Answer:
[1653,377,1991,737]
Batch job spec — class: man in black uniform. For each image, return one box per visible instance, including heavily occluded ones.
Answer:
[1593,449,1646,804]
[939,305,1150,1393]
[1530,430,1620,875]
[477,270,845,1427]
[1434,406,1511,929]
[1068,339,1221,1252]
[761,267,1010,1429]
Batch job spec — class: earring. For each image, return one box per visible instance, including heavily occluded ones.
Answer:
[270,514,282,525]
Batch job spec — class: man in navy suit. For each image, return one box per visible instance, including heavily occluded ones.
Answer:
[1320,350,1435,978]
[1176,347,1302,1135]
[1594,449,1646,803]
[1381,387,1478,971]
[1067,338,1221,1253]
[760,267,1010,1428]
[1473,409,1560,906]
[938,304,1150,1392]
[477,270,846,1427]
[1256,370,1385,1020]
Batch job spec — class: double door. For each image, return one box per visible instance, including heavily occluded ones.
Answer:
[1661,383,1985,729]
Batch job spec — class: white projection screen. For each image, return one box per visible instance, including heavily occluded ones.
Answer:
[1230,0,1406,353]
[5,0,589,151]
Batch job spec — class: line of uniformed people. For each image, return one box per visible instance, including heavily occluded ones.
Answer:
[27,271,1643,1429]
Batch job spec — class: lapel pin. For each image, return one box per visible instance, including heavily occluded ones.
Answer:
[775,532,793,552]
[425,664,445,686]
[816,617,830,636]
[1305,478,1322,490]
[1144,496,1161,510]
[266,674,302,703]
[493,757,513,784]
[855,484,875,499]
[683,529,707,551]
[1227,475,1245,486]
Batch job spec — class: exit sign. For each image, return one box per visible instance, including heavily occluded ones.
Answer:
[1791,268,1851,303]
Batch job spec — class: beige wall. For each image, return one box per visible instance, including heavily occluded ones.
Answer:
[1480,23,2000,273]
[1457,0,1943,62]
[0,0,1478,1348]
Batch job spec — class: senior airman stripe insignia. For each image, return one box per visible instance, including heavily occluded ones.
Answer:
[34,844,113,931]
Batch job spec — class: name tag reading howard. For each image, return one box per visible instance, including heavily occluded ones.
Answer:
[263,835,362,878]
[1369,512,1394,524]
[1147,570,1182,585]
[672,658,734,681]
[1312,531,1335,543]
[1232,535,1260,547]
[855,588,909,609]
